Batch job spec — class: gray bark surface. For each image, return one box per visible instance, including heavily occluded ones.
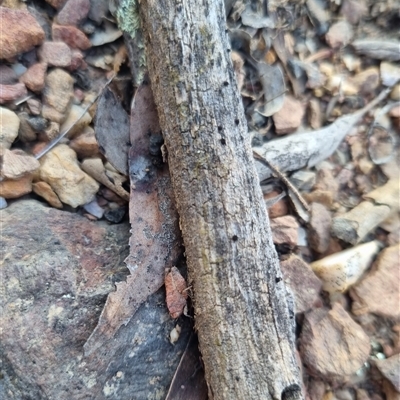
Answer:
[140,1,303,398]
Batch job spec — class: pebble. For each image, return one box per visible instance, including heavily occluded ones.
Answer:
[56,0,90,26]
[340,0,367,24]
[300,303,370,381]
[325,20,354,49]
[1,149,40,179]
[69,127,99,158]
[0,7,45,59]
[52,24,92,50]
[38,42,71,67]
[27,98,42,115]
[381,62,400,87]
[42,68,74,123]
[0,174,33,199]
[32,181,63,209]
[280,255,322,314]
[60,104,92,138]
[83,198,104,218]
[18,111,38,142]
[0,107,20,150]
[88,0,109,23]
[351,244,400,320]
[19,62,47,92]
[104,207,126,224]
[90,21,123,46]
[0,83,28,104]
[264,190,288,219]
[44,0,68,9]
[27,116,48,132]
[69,49,86,70]
[314,168,339,199]
[375,354,400,393]
[0,65,18,84]
[272,96,305,135]
[270,215,299,250]
[350,67,380,96]
[309,202,332,254]
[41,121,60,141]
[38,144,99,208]
[0,196,7,209]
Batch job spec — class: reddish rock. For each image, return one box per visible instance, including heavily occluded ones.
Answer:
[32,181,63,209]
[52,24,91,50]
[44,0,67,9]
[309,202,332,254]
[300,303,370,381]
[69,128,100,159]
[69,49,86,70]
[264,190,288,219]
[326,20,354,49]
[270,215,299,250]
[0,174,33,198]
[38,41,71,67]
[351,244,400,320]
[272,96,305,135]
[0,64,18,84]
[0,83,27,104]
[280,255,322,314]
[19,62,47,92]
[56,0,90,26]
[1,149,40,179]
[375,354,400,393]
[0,7,45,59]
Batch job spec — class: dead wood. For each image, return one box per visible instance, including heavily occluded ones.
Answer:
[139,1,303,399]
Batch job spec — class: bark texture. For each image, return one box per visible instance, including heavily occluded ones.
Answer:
[140,1,303,399]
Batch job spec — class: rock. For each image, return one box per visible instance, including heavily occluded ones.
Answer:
[340,0,367,24]
[42,68,74,123]
[0,196,7,209]
[306,378,326,400]
[0,199,191,399]
[90,21,122,46]
[41,121,60,140]
[0,107,20,150]
[0,174,33,198]
[88,0,109,23]
[381,62,400,87]
[280,255,322,314]
[27,115,48,132]
[291,170,316,191]
[83,198,104,218]
[17,111,37,142]
[390,83,400,101]
[1,149,40,179]
[69,127,99,158]
[351,244,400,320]
[375,354,400,393]
[311,241,381,294]
[309,202,332,253]
[27,98,42,115]
[44,0,67,9]
[314,168,339,198]
[264,190,288,219]
[32,181,63,208]
[56,0,90,26]
[0,64,18,84]
[0,82,27,103]
[38,42,71,67]
[270,215,299,251]
[52,24,91,50]
[300,303,370,381]
[60,104,92,138]
[19,62,47,92]
[272,95,305,135]
[0,7,45,59]
[104,207,126,224]
[69,49,86,70]
[325,20,354,49]
[38,144,99,208]
[350,67,380,96]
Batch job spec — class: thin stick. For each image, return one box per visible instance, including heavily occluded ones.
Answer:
[253,150,310,212]
[34,75,115,160]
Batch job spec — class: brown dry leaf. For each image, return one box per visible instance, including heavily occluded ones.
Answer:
[165,267,188,319]
[84,79,181,356]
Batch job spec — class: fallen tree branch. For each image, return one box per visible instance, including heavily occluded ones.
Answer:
[138,1,303,398]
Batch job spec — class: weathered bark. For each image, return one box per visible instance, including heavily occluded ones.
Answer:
[139,1,303,399]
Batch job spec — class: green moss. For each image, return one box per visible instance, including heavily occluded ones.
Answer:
[116,0,140,38]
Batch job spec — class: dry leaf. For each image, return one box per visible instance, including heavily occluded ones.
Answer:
[84,79,181,356]
[165,267,188,319]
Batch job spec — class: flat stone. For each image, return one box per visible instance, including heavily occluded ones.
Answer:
[38,42,72,67]
[56,0,90,26]
[0,199,191,399]
[326,20,354,49]
[19,62,47,92]
[38,144,99,208]
[52,24,91,50]
[0,107,20,150]
[280,255,322,314]
[0,6,45,59]
[0,174,33,199]
[375,354,400,392]
[69,128,99,158]
[1,149,40,179]
[300,303,370,381]
[270,215,299,250]
[32,181,63,209]
[351,244,400,320]
[309,202,332,253]
[0,82,27,104]
[272,95,305,135]
[42,68,74,123]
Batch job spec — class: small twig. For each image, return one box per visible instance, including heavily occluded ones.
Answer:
[34,74,115,160]
[253,150,310,212]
